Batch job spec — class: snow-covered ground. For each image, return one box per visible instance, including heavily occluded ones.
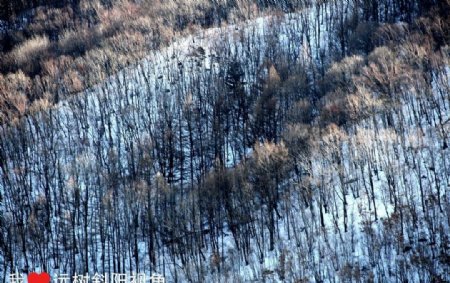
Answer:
[1,2,449,282]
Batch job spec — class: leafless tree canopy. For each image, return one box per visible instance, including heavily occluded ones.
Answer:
[0,0,449,282]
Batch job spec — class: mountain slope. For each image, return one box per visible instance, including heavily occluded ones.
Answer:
[0,0,449,282]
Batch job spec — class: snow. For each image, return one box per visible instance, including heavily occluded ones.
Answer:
[1,3,449,282]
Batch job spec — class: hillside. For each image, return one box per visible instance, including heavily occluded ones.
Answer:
[0,0,449,282]
[0,0,301,124]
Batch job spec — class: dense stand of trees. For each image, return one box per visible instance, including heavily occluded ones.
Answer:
[0,0,444,124]
[0,0,291,125]
[0,0,449,282]
[0,0,78,20]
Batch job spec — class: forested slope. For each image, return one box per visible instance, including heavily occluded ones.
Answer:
[0,0,302,124]
[0,0,449,282]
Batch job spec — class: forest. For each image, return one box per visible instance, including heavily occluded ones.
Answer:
[0,0,449,282]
